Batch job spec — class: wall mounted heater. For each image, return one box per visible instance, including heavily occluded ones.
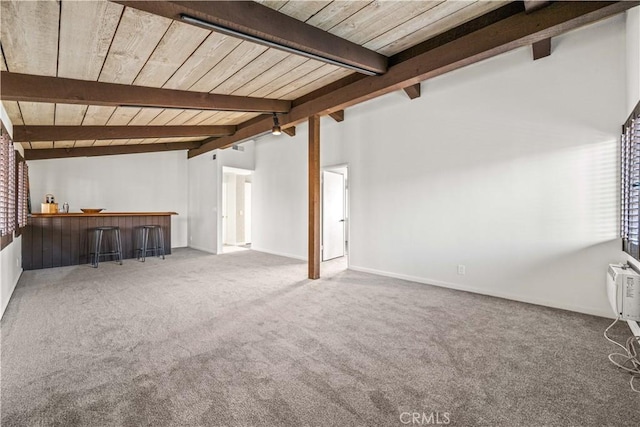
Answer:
[607,265,640,322]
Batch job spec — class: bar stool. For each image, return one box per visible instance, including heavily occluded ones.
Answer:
[136,225,165,262]
[90,226,123,268]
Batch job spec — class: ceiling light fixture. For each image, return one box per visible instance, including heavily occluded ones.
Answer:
[272,113,282,135]
[180,14,379,76]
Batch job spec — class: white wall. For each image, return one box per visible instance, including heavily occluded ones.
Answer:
[626,7,640,115]
[1,235,22,317]
[1,102,22,318]
[252,15,627,317]
[28,151,189,247]
[253,131,310,259]
[187,141,255,253]
[217,142,256,171]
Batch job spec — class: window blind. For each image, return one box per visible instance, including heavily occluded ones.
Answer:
[7,139,16,235]
[0,132,25,239]
[622,102,640,259]
[0,133,11,236]
[18,161,28,228]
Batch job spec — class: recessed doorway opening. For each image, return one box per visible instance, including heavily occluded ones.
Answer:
[222,167,253,254]
[322,164,349,271]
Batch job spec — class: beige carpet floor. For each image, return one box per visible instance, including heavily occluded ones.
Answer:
[1,248,638,426]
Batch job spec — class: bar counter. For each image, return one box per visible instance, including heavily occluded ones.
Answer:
[23,212,177,270]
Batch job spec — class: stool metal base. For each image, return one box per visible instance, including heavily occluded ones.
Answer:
[90,226,123,268]
[136,225,165,262]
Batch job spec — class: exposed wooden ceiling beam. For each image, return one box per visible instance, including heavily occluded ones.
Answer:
[189,1,637,158]
[112,1,388,75]
[0,71,291,113]
[526,0,553,61]
[532,38,552,60]
[328,111,344,123]
[389,2,525,66]
[282,127,296,137]
[294,75,367,108]
[24,141,202,160]
[403,84,421,100]
[13,125,235,142]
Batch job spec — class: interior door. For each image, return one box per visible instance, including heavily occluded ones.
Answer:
[244,181,252,244]
[322,170,345,261]
[221,181,227,245]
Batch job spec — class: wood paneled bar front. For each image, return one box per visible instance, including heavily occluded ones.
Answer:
[22,212,176,270]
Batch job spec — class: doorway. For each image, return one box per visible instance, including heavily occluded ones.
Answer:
[322,165,348,265]
[222,167,253,253]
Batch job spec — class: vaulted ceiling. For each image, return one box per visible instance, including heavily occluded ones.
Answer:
[0,1,637,159]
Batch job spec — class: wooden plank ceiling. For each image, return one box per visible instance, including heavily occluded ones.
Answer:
[3,1,636,157]
[0,0,507,152]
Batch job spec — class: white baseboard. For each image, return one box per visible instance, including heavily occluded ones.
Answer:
[1,268,22,319]
[348,264,613,319]
[250,247,306,261]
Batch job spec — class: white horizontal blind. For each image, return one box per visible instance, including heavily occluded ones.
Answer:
[622,103,640,259]
[7,138,15,235]
[0,133,11,236]
[18,161,28,228]
[0,133,20,238]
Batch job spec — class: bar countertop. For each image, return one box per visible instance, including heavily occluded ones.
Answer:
[30,212,178,218]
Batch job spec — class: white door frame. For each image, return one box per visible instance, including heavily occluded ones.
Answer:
[219,166,254,253]
[322,163,350,267]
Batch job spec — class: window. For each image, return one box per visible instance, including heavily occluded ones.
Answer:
[0,131,14,237]
[1,129,29,250]
[622,101,640,259]
[18,161,28,228]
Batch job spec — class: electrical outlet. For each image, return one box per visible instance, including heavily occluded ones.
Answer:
[16,257,21,268]
[457,265,466,275]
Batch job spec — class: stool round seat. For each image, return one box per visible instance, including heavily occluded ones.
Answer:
[90,226,123,267]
